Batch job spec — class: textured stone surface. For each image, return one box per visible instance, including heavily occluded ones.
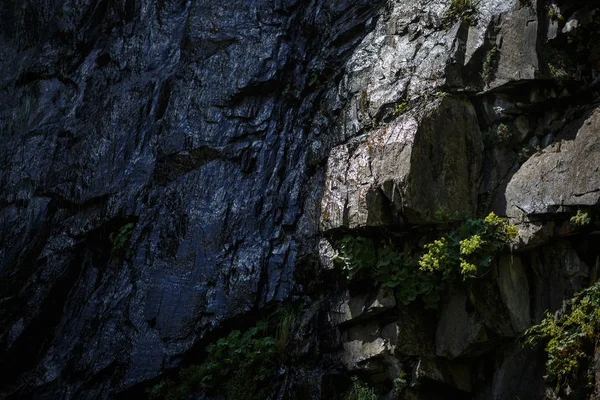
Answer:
[505,107,600,220]
[2,0,600,398]
[0,0,389,397]
[321,96,482,230]
[330,287,396,326]
[340,321,397,371]
[496,255,531,333]
[414,357,471,393]
[490,6,539,87]
[436,285,489,359]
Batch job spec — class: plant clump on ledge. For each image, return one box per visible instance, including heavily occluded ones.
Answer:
[331,212,518,309]
[524,282,600,396]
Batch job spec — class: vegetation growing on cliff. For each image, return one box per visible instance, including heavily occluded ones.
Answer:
[334,234,441,307]
[482,122,511,145]
[481,45,499,85]
[524,282,600,395]
[109,222,135,255]
[332,212,517,308]
[147,307,298,400]
[346,377,376,400]
[445,0,478,26]
[419,212,518,280]
[570,209,591,227]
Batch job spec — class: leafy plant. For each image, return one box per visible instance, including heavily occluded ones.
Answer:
[333,236,441,308]
[332,213,517,308]
[109,222,135,254]
[148,320,280,400]
[282,83,295,98]
[394,370,409,391]
[434,208,462,223]
[483,123,512,145]
[393,101,408,117]
[346,377,376,400]
[274,303,299,359]
[445,0,478,26]
[571,209,591,227]
[549,63,569,79]
[359,89,370,120]
[334,236,377,280]
[523,282,600,395]
[547,4,564,22]
[419,212,518,280]
[481,45,498,85]
[309,72,320,87]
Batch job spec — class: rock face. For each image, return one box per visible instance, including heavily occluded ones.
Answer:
[1,0,600,399]
[505,107,600,219]
[0,0,388,397]
[321,96,482,229]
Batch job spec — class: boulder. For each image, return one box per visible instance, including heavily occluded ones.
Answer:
[340,321,398,371]
[529,241,591,322]
[330,287,396,326]
[490,7,539,88]
[496,254,531,333]
[505,107,600,220]
[321,96,482,231]
[436,285,489,359]
[414,357,471,393]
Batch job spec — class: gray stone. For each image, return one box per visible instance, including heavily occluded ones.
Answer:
[487,345,546,400]
[330,287,396,326]
[530,241,590,322]
[467,279,515,338]
[0,0,390,397]
[3,0,600,398]
[395,307,436,357]
[414,357,471,393]
[321,96,482,230]
[319,238,337,271]
[540,133,553,148]
[490,7,539,87]
[505,107,600,220]
[436,285,489,359]
[528,135,540,148]
[340,321,398,371]
[496,255,531,333]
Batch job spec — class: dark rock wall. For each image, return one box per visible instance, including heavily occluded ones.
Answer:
[1,0,600,399]
[0,0,386,398]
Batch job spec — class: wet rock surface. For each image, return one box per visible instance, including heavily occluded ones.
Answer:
[1,0,600,399]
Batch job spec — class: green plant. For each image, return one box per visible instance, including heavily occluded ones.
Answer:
[549,63,569,79]
[359,89,370,120]
[523,282,600,395]
[570,209,591,227]
[109,222,135,254]
[434,208,462,223]
[309,72,320,87]
[445,0,478,26]
[274,303,299,358]
[346,377,376,400]
[148,320,279,400]
[483,123,512,145]
[333,236,377,280]
[393,101,408,117]
[517,146,537,164]
[332,213,517,308]
[419,212,518,280]
[481,45,498,85]
[333,236,441,308]
[394,370,409,391]
[282,83,295,97]
[547,4,564,22]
